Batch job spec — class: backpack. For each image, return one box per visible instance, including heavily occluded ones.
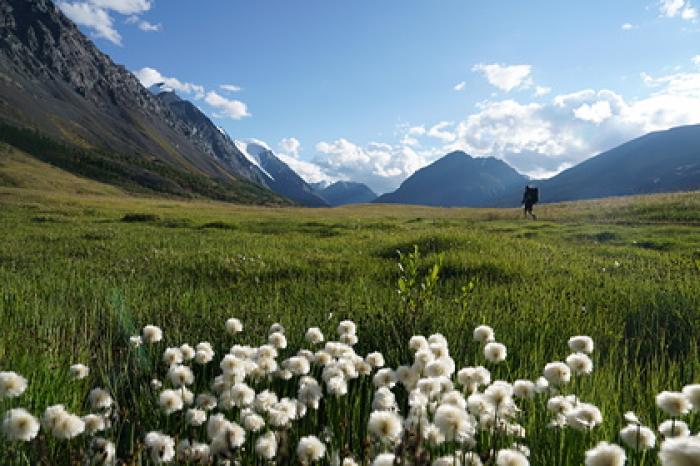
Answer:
[529,187,539,204]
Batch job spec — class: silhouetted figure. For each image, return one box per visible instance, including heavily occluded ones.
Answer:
[522,185,538,220]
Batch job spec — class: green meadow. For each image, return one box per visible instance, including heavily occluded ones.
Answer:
[1,147,700,464]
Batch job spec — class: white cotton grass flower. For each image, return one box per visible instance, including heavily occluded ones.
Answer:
[568,335,594,354]
[82,414,106,434]
[151,379,163,390]
[159,389,184,415]
[283,356,311,375]
[584,442,625,466]
[547,395,575,415]
[343,458,360,466]
[565,402,603,431]
[305,327,325,345]
[422,423,446,445]
[366,352,385,369]
[242,411,265,432]
[194,342,215,365]
[682,384,700,412]
[409,335,429,351]
[269,331,287,349]
[145,431,175,464]
[142,325,163,344]
[484,342,507,363]
[179,344,195,361]
[543,362,571,386]
[129,336,142,347]
[269,323,285,334]
[51,411,85,439]
[42,404,67,431]
[373,368,398,388]
[231,383,256,407]
[659,419,690,438]
[337,320,356,336]
[434,403,474,441]
[225,317,243,334]
[659,436,700,466]
[162,347,183,366]
[624,411,640,424]
[167,364,194,387]
[69,364,90,380]
[196,393,218,411]
[297,435,326,464]
[656,391,691,417]
[513,380,536,399]
[90,437,116,465]
[535,376,550,394]
[371,453,396,466]
[186,408,207,427]
[372,387,398,411]
[88,388,113,411]
[210,423,246,458]
[255,431,278,459]
[0,371,28,398]
[368,411,403,443]
[496,448,529,466]
[1,408,40,442]
[473,325,495,344]
[566,352,593,375]
[619,424,656,450]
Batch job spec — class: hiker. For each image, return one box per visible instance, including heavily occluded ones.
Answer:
[521,185,538,220]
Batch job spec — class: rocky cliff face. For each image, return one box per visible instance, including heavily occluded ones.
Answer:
[0,0,270,188]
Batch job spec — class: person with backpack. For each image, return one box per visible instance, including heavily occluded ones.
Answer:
[521,185,538,220]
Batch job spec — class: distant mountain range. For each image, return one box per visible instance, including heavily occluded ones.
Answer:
[374,151,527,207]
[313,181,377,206]
[0,0,699,208]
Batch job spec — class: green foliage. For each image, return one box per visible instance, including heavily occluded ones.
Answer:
[1,192,700,464]
[0,124,286,205]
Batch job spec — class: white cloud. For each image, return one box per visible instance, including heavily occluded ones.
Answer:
[658,0,697,20]
[534,86,551,97]
[426,121,456,142]
[134,67,205,98]
[204,91,250,120]
[472,63,533,92]
[89,0,151,15]
[58,2,122,45]
[660,0,686,17]
[220,84,242,93]
[621,23,637,30]
[58,0,157,44]
[279,137,301,157]
[276,153,332,184]
[454,81,467,92]
[573,101,613,124]
[693,55,700,65]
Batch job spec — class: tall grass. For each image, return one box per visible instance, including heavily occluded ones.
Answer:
[0,193,699,464]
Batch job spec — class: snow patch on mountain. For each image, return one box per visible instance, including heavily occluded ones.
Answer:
[234,139,275,181]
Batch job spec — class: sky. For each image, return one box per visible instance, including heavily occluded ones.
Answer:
[57,0,700,194]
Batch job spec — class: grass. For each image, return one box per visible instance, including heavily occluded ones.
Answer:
[1,158,700,464]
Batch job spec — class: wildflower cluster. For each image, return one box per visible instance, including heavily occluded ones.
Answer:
[2,322,700,465]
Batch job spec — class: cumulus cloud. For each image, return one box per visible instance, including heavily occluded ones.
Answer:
[204,91,250,120]
[454,81,467,92]
[621,23,637,30]
[220,84,242,93]
[426,121,456,142]
[134,67,205,98]
[279,137,301,157]
[534,86,551,97]
[472,63,533,92]
[57,0,157,45]
[58,2,122,44]
[658,0,697,20]
[573,101,613,124]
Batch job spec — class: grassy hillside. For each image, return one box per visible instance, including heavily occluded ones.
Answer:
[0,125,288,206]
[0,179,699,464]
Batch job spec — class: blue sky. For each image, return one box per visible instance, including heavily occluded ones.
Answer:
[58,0,700,193]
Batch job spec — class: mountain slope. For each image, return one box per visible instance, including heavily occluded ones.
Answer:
[374,151,527,207]
[0,0,285,204]
[233,140,328,207]
[317,181,377,206]
[539,124,700,203]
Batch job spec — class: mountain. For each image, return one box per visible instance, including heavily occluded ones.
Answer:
[232,140,328,207]
[528,124,700,204]
[374,151,527,207]
[0,0,284,204]
[316,181,377,206]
